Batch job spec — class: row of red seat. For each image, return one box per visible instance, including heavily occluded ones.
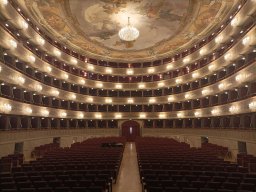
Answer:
[1,137,126,192]
[135,137,256,192]
[31,143,60,158]
[0,154,24,172]
[237,154,256,172]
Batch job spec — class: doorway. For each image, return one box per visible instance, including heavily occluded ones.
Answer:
[121,120,141,142]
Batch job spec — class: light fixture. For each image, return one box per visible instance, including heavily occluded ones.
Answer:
[95,113,102,118]
[119,17,139,42]
[235,73,250,82]
[53,49,61,57]
[105,68,112,74]
[192,72,199,79]
[127,98,134,103]
[194,111,202,117]
[211,109,220,115]
[41,109,49,116]
[8,39,17,49]
[87,97,93,102]
[166,64,173,69]
[23,107,32,114]
[70,58,78,65]
[126,69,134,75]
[61,73,69,80]
[19,19,28,29]
[15,76,25,84]
[158,113,166,118]
[78,113,84,119]
[36,36,45,45]
[175,78,182,84]
[138,83,145,89]
[139,113,146,118]
[242,36,251,45]
[51,89,59,96]
[249,101,256,111]
[0,0,8,5]
[149,98,156,103]
[69,94,76,100]
[229,105,239,114]
[33,83,42,92]
[201,89,211,96]
[88,65,94,70]
[115,113,122,119]
[215,35,223,44]
[158,82,164,87]
[148,68,155,73]
[45,66,52,73]
[177,112,184,118]
[80,79,85,85]
[105,98,112,104]
[60,111,67,118]
[168,96,175,102]
[27,55,36,63]
[115,84,122,89]
[0,103,12,113]
[96,83,103,88]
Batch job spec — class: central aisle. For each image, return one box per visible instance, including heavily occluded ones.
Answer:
[113,142,142,192]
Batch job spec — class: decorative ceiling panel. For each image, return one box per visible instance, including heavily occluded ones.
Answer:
[21,0,237,62]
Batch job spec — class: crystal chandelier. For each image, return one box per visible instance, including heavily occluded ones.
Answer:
[119,17,139,42]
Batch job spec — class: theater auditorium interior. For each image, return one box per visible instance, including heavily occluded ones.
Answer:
[0,0,256,191]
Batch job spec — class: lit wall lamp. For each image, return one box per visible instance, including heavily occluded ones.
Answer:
[249,101,256,111]
[229,105,240,114]
[0,102,12,113]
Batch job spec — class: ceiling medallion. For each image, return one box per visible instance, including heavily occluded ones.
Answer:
[118,17,139,42]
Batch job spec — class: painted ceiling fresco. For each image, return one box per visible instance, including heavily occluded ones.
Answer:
[21,0,236,61]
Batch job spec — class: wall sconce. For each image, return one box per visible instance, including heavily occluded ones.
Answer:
[211,109,220,115]
[27,55,35,63]
[175,78,182,84]
[0,103,12,113]
[19,18,28,29]
[192,72,199,79]
[60,112,67,118]
[105,98,112,103]
[127,98,134,103]
[78,113,84,119]
[51,89,59,96]
[201,89,211,96]
[70,58,78,65]
[33,83,42,92]
[199,48,207,55]
[15,76,25,85]
[8,39,17,49]
[115,113,122,119]
[95,113,102,118]
[149,98,156,103]
[41,109,49,117]
[69,94,76,100]
[177,112,184,118]
[168,96,175,102]
[53,49,61,57]
[215,35,223,44]
[126,69,134,75]
[61,73,69,80]
[194,111,202,117]
[235,73,250,82]
[183,57,190,64]
[148,68,155,73]
[249,101,256,111]
[23,107,32,114]
[105,68,112,74]
[115,84,122,89]
[36,36,45,45]
[138,83,145,89]
[158,82,164,87]
[229,105,240,114]
[88,65,94,70]
[166,64,173,69]
[79,79,85,85]
[140,113,146,118]
[159,113,166,118]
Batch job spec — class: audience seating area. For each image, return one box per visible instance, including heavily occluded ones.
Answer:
[237,154,256,173]
[136,137,256,192]
[31,143,60,159]
[0,154,24,173]
[0,137,125,192]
